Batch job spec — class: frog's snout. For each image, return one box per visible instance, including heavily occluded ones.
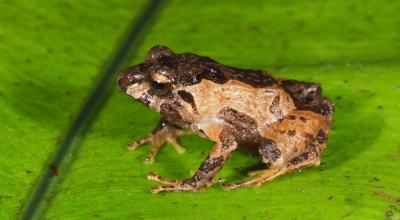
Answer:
[117,72,130,92]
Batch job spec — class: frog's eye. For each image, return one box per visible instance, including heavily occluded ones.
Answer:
[150,80,172,96]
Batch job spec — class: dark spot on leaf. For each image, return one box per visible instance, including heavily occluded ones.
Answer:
[49,164,58,176]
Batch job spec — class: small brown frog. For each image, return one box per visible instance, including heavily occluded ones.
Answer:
[118,45,334,193]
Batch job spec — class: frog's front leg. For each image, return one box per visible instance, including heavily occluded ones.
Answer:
[128,118,187,164]
[148,130,237,193]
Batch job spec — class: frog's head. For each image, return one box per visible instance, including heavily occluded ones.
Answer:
[117,45,175,101]
[118,45,207,127]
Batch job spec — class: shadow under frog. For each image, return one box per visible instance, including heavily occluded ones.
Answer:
[320,88,384,170]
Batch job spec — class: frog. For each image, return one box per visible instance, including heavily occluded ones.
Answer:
[117,45,334,193]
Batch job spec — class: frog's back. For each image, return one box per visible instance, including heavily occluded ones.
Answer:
[140,51,333,145]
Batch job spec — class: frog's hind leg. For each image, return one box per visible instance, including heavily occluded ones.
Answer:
[224,110,330,190]
[224,139,322,190]
[224,166,284,190]
[223,138,287,190]
[224,156,320,190]
[128,118,187,164]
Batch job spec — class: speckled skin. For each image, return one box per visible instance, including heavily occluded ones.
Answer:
[118,45,334,193]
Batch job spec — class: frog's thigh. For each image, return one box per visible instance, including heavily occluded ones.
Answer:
[224,154,320,190]
[225,110,329,190]
[274,110,330,163]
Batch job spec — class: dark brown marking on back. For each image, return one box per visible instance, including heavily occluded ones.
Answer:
[269,96,283,119]
[279,79,334,121]
[178,90,198,113]
[198,67,228,84]
[224,67,277,88]
[217,107,281,156]
[218,108,258,130]
[280,79,322,106]
[300,97,335,120]
[217,108,261,154]
[149,51,277,88]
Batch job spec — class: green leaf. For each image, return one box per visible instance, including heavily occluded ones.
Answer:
[1,0,400,219]
[0,0,146,219]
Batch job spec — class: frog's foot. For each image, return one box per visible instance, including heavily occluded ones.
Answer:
[223,167,283,190]
[127,119,187,164]
[147,172,214,193]
[223,157,320,191]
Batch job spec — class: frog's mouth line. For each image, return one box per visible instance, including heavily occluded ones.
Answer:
[126,83,147,99]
